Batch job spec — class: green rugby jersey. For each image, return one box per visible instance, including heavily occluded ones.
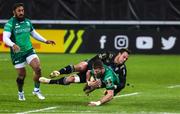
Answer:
[4,17,34,52]
[90,65,120,90]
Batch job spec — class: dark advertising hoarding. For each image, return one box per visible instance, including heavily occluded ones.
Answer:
[70,29,179,54]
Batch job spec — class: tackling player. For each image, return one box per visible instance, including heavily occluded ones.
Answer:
[39,49,130,95]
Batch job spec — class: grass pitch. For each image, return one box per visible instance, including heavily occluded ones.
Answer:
[0,53,180,114]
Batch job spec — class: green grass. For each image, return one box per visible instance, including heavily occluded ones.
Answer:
[0,53,180,113]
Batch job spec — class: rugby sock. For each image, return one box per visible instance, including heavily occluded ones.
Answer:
[34,87,39,92]
[34,82,40,89]
[49,77,68,85]
[16,78,24,92]
[58,65,75,74]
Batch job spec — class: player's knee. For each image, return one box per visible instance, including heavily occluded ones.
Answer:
[34,67,41,75]
[74,62,88,72]
[66,76,75,83]
[18,70,26,77]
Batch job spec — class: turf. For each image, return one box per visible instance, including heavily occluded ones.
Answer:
[0,53,180,114]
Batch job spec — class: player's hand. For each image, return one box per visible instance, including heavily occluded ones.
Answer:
[88,101,101,106]
[88,80,101,88]
[46,40,56,45]
[49,70,60,78]
[12,44,20,53]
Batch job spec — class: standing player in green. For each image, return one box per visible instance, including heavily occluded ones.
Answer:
[3,3,55,101]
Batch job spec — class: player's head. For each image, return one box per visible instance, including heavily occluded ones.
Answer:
[116,48,131,65]
[13,3,25,21]
[92,60,105,78]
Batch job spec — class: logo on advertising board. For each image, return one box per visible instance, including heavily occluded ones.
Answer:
[136,36,153,49]
[114,35,129,49]
[99,35,107,49]
[161,36,176,50]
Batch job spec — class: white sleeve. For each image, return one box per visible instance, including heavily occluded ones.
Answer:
[3,31,14,47]
[31,30,47,43]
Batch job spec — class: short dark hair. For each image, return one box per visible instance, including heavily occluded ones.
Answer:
[119,48,131,54]
[93,59,103,69]
[13,3,24,11]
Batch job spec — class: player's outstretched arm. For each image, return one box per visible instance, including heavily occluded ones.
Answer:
[31,30,55,45]
[88,90,114,106]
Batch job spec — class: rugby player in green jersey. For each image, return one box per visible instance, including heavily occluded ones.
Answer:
[40,59,120,106]
[3,3,55,101]
[86,60,120,106]
[40,49,129,97]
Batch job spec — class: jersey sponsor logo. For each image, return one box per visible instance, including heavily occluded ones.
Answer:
[14,60,19,63]
[105,77,113,87]
[115,67,119,71]
[15,25,20,29]
[15,28,31,34]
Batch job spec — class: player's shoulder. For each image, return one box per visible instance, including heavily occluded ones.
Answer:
[118,63,126,69]
[4,17,15,30]
[97,51,115,58]
[101,51,115,55]
[24,18,32,22]
[5,17,14,25]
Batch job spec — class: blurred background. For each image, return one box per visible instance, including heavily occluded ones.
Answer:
[0,0,180,54]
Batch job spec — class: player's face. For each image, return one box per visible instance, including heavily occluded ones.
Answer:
[13,6,24,19]
[93,68,105,78]
[117,52,129,64]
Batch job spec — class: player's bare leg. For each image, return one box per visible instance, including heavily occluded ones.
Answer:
[29,57,45,100]
[16,68,26,101]
[50,61,88,78]
[40,74,80,85]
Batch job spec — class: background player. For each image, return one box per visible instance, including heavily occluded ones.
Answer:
[3,3,55,101]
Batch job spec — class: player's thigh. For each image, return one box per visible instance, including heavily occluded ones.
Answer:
[27,54,40,70]
[16,67,26,77]
[77,72,87,83]
[74,61,88,72]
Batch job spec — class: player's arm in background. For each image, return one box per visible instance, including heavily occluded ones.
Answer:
[90,52,108,61]
[90,51,114,62]
[30,30,55,45]
[29,21,55,45]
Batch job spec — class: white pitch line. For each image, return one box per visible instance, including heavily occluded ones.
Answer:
[114,92,140,98]
[167,85,180,89]
[16,106,57,114]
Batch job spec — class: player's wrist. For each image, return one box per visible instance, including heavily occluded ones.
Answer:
[89,101,101,106]
[95,101,101,106]
[87,81,91,86]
